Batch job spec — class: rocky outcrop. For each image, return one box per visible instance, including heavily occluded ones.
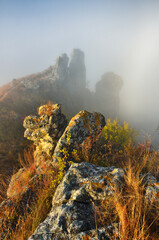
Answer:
[53,110,105,163]
[28,162,124,240]
[143,173,159,201]
[20,49,86,92]
[14,105,106,201]
[95,72,123,118]
[0,49,124,178]
[52,53,69,84]
[28,162,159,240]
[2,102,159,239]
[23,104,67,166]
[23,103,105,167]
[2,161,159,240]
[67,49,86,91]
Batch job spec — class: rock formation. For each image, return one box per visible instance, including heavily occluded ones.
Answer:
[53,110,105,163]
[67,49,86,91]
[28,162,159,240]
[52,53,69,84]
[23,104,67,166]
[28,162,123,240]
[19,49,86,92]
[23,103,105,166]
[0,49,124,177]
[95,72,123,118]
[1,104,159,240]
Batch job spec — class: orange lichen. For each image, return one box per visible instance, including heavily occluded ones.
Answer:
[38,102,60,117]
[82,235,91,240]
[94,112,101,128]
[90,182,105,190]
[32,118,41,122]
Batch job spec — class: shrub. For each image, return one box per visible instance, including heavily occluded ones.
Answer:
[101,119,137,153]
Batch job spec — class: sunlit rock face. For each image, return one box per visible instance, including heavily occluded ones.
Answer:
[28,162,124,240]
[95,72,123,118]
[53,110,105,163]
[23,104,67,166]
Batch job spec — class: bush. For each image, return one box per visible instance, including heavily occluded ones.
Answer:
[101,119,137,153]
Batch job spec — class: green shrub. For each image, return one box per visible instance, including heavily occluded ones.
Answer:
[101,119,137,154]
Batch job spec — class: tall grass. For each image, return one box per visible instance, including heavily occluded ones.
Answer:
[94,145,159,240]
[0,147,60,240]
[0,120,159,239]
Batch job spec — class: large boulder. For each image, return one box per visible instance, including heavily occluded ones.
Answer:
[28,162,124,240]
[53,110,105,163]
[23,104,67,166]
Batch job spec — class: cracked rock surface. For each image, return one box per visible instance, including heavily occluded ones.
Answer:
[28,162,124,240]
[23,104,67,166]
[53,110,105,163]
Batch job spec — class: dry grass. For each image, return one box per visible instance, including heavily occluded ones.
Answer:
[0,147,60,240]
[8,167,59,240]
[0,131,159,239]
[94,147,159,240]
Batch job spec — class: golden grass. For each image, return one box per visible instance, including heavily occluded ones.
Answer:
[0,133,159,239]
[94,151,159,240]
[0,147,59,240]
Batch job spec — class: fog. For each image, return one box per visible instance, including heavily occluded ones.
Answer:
[1,0,159,145]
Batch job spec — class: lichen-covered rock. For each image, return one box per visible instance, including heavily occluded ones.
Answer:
[143,173,159,201]
[53,110,105,163]
[23,104,67,166]
[28,162,124,240]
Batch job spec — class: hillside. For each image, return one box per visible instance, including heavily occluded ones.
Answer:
[0,103,158,239]
[0,49,123,177]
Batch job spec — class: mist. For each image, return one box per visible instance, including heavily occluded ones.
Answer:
[1,0,159,145]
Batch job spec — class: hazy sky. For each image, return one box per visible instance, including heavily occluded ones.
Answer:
[1,0,159,133]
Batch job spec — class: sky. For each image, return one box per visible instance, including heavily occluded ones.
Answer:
[1,0,159,141]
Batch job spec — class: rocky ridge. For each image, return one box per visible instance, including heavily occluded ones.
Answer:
[1,104,159,240]
[0,48,123,177]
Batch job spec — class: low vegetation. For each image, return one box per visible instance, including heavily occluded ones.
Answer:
[0,119,159,239]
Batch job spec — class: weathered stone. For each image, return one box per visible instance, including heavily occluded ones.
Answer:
[95,72,123,118]
[28,162,124,240]
[52,53,69,84]
[53,110,105,163]
[22,78,40,90]
[143,173,159,201]
[23,104,67,166]
[67,49,86,91]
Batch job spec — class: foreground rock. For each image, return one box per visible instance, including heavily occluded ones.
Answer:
[28,162,124,240]
[23,104,67,166]
[53,110,105,163]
